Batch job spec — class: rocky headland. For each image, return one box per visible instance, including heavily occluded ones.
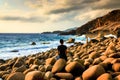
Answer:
[61,9,120,38]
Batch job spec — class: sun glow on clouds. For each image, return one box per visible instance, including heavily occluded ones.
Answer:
[0,0,120,33]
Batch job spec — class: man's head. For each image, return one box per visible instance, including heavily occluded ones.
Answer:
[60,39,64,44]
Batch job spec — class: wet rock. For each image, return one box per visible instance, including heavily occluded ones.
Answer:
[97,73,113,80]
[67,38,75,43]
[65,61,85,76]
[0,59,5,64]
[82,65,105,80]
[31,42,36,45]
[52,59,66,73]
[25,71,44,80]
[10,50,19,52]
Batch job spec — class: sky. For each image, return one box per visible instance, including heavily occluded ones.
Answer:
[0,0,120,33]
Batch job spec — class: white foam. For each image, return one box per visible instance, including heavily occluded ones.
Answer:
[0,35,86,60]
[104,34,117,38]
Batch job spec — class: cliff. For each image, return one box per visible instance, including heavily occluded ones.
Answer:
[62,9,120,37]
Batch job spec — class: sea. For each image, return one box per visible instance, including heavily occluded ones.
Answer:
[0,33,87,60]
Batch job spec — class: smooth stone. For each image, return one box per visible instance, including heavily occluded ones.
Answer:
[55,73,73,80]
[23,69,34,75]
[114,75,120,80]
[44,71,53,80]
[52,59,66,73]
[25,71,44,80]
[12,65,27,73]
[97,73,113,80]
[6,72,25,80]
[112,63,120,72]
[45,58,56,65]
[82,65,105,80]
[65,61,85,76]
[13,58,25,68]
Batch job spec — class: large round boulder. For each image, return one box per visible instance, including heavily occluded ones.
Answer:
[6,72,25,80]
[96,73,113,80]
[112,63,120,72]
[65,61,85,76]
[114,75,120,80]
[52,59,66,73]
[45,57,56,65]
[82,65,105,80]
[89,51,100,59]
[25,71,44,80]
[103,58,114,64]
[55,72,73,80]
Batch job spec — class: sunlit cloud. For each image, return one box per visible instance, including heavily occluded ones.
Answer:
[0,0,120,33]
[75,9,111,21]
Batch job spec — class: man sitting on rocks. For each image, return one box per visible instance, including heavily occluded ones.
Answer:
[57,39,67,61]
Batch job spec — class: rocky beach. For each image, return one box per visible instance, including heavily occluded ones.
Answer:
[0,9,120,80]
[0,35,120,80]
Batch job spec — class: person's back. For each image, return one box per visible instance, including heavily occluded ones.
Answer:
[57,39,67,61]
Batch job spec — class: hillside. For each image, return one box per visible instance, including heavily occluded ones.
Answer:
[62,9,120,37]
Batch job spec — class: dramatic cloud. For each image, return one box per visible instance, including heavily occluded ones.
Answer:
[0,0,120,33]
[25,0,120,14]
[0,16,48,22]
[75,9,111,21]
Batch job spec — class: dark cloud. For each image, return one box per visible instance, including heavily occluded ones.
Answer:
[48,0,120,14]
[0,16,48,22]
[48,0,98,14]
[49,5,84,14]
[92,0,120,9]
